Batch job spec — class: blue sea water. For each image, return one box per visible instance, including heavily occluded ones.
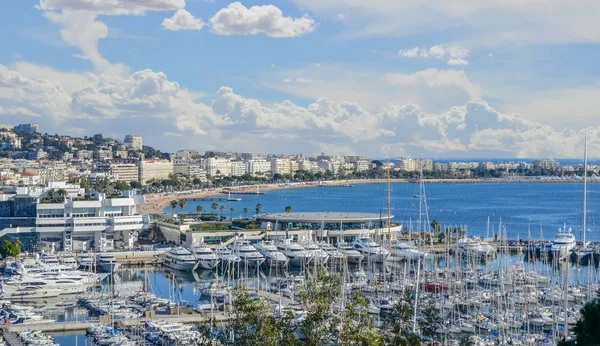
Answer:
[172,182,600,241]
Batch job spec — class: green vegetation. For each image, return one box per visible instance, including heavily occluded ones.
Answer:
[285,205,292,213]
[40,188,67,203]
[0,239,21,258]
[242,208,249,219]
[557,290,600,345]
[255,203,263,215]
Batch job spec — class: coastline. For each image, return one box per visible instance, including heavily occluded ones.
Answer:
[137,177,590,214]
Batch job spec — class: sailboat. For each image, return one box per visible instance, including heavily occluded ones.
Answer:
[576,129,593,260]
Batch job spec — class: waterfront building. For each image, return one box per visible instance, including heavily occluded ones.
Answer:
[96,160,140,183]
[247,159,271,176]
[397,157,419,172]
[138,159,174,183]
[14,123,38,134]
[533,159,559,171]
[271,158,292,175]
[353,160,370,172]
[173,163,207,180]
[231,161,247,177]
[0,185,148,252]
[124,135,143,150]
[206,157,231,177]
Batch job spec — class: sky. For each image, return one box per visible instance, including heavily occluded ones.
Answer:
[1,1,600,159]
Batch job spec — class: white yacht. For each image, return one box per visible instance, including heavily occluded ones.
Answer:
[77,251,95,270]
[389,240,427,261]
[457,238,496,259]
[254,240,289,267]
[1,285,62,300]
[188,244,220,270]
[228,239,265,267]
[351,235,389,262]
[162,247,198,272]
[551,228,577,260]
[215,245,241,266]
[59,256,78,269]
[96,253,119,273]
[337,242,364,264]
[317,242,345,263]
[1,272,99,298]
[276,238,312,267]
[39,253,60,266]
[300,240,329,265]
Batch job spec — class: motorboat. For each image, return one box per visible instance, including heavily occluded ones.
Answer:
[188,244,219,270]
[389,239,428,261]
[96,253,120,273]
[228,239,265,267]
[215,245,241,266]
[550,228,577,260]
[317,242,345,263]
[254,240,289,267]
[276,238,312,267]
[337,242,364,264]
[300,240,329,265]
[457,238,496,258]
[59,256,78,269]
[351,234,389,262]
[162,247,198,272]
[1,285,62,300]
[39,253,61,266]
[77,251,95,270]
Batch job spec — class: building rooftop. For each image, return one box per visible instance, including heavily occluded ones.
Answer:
[256,212,392,223]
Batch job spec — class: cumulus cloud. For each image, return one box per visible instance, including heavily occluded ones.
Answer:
[0,62,596,158]
[162,9,205,31]
[209,2,316,37]
[399,45,470,65]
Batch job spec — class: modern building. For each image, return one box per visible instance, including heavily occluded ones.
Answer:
[247,159,271,176]
[138,159,174,183]
[230,161,247,177]
[0,186,148,252]
[124,135,143,151]
[96,160,140,183]
[173,163,207,180]
[271,158,291,175]
[205,157,231,177]
[14,123,39,134]
[353,160,370,172]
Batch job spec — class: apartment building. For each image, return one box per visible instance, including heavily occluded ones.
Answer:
[96,160,140,182]
[205,157,231,177]
[231,161,247,177]
[138,159,174,183]
[271,158,292,175]
[247,159,271,176]
[124,135,143,150]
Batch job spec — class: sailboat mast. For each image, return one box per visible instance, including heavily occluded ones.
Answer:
[387,160,392,252]
[582,129,588,245]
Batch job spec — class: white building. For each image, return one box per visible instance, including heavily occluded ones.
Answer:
[173,163,207,180]
[271,158,291,175]
[397,158,419,172]
[231,161,247,177]
[124,135,143,151]
[206,157,231,177]
[97,160,140,182]
[138,159,173,183]
[353,160,370,172]
[247,159,271,176]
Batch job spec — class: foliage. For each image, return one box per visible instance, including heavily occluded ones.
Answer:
[229,208,235,220]
[255,203,263,215]
[211,202,219,214]
[242,208,249,218]
[571,290,600,345]
[40,188,68,203]
[196,205,204,214]
[170,200,178,215]
[0,239,21,258]
[285,205,293,213]
[382,292,421,346]
[339,292,381,346]
[129,181,143,189]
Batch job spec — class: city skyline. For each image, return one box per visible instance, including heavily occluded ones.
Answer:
[1,1,599,158]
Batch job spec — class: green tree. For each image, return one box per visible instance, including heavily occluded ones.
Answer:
[0,239,21,258]
[196,205,204,215]
[170,200,178,216]
[219,205,225,219]
[114,181,131,191]
[383,292,421,346]
[284,205,292,213]
[571,290,600,345]
[211,202,219,214]
[243,208,249,219]
[129,181,142,189]
[255,203,263,215]
[340,292,382,346]
[431,219,441,233]
[178,199,186,215]
[229,208,235,220]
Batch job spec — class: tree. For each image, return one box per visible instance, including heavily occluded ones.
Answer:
[243,208,249,219]
[340,292,382,346]
[229,208,235,220]
[130,181,142,189]
[0,239,21,258]
[178,199,186,215]
[219,205,225,219]
[211,202,219,214]
[170,200,178,216]
[383,292,421,346]
[430,219,441,233]
[284,205,292,213]
[114,181,131,191]
[255,203,263,215]
[196,205,204,215]
[571,290,600,345]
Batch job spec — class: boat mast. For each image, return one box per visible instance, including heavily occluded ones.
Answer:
[387,159,392,252]
[582,128,588,246]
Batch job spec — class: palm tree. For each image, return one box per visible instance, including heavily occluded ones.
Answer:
[178,199,186,215]
[285,205,292,213]
[219,205,225,219]
[431,220,441,233]
[230,208,235,220]
[211,202,219,214]
[243,208,249,219]
[255,203,263,215]
[196,205,204,215]
[170,200,178,217]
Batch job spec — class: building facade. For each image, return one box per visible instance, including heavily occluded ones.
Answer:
[124,135,143,151]
[138,159,174,183]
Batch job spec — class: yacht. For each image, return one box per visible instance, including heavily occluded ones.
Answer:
[300,240,329,265]
[254,240,289,267]
[457,238,496,258]
[351,235,389,262]
[77,251,95,270]
[162,247,198,272]
[59,256,78,269]
[228,239,265,267]
[215,245,241,266]
[39,253,60,266]
[96,253,120,273]
[337,242,364,264]
[276,238,312,267]
[550,228,577,260]
[188,244,219,270]
[317,242,345,263]
[389,240,428,261]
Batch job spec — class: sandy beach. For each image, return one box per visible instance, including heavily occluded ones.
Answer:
[137,179,405,214]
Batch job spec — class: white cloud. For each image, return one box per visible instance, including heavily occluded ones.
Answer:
[292,1,600,46]
[209,2,316,37]
[399,45,470,65]
[38,0,185,15]
[162,9,205,31]
[2,62,598,158]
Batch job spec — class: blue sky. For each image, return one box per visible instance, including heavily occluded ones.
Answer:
[1,0,600,158]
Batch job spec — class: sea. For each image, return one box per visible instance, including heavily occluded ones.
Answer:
[172,182,600,242]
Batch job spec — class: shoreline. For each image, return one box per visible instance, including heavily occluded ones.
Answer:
[137,177,590,214]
